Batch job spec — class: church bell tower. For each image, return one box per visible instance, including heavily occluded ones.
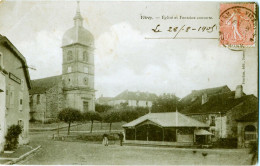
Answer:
[61,2,95,112]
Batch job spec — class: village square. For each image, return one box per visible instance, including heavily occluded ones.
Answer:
[0,1,258,165]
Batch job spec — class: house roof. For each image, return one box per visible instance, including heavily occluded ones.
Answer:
[180,85,230,105]
[96,96,113,104]
[195,129,213,135]
[29,75,62,94]
[0,35,32,89]
[236,111,258,122]
[181,92,257,115]
[122,112,208,128]
[114,90,158,101]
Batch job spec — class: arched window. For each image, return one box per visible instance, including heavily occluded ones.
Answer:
[37,94,40,104]
[83,51,88,62]
[244,125,256,141]
[67,66,72,73]
[245,125,256,132]
[67,51,73,61]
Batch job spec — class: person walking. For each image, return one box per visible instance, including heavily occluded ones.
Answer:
[103,133,109,146]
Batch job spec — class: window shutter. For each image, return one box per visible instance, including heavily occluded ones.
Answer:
[19,91,23,111]
[9,86,14,108]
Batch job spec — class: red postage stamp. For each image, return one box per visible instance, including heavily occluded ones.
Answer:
[219,3,256,47]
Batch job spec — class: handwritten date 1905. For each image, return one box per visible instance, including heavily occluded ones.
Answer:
[152,24,217,38]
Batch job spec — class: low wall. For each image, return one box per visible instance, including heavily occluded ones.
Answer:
[124,140,194,147]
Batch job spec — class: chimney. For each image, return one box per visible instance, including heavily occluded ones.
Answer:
[235,85,243,99]
[202,93,208,105]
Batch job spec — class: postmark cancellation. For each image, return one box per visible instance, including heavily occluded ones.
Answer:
[219,3,256,47]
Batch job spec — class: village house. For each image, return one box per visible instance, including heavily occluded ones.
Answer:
[122,112,212,146]
[29,3,95,122]
[95,95,113,105]
[101,90,157,107]
[236,111,258,148]
[179,85,258,145]
[0,34,31,152]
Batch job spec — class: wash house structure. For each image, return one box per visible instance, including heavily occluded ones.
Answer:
[123,112,212,146]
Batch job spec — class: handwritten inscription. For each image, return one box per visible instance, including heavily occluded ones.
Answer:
[151,24,217,38]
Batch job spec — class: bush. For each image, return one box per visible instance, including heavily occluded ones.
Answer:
[4,125,22,150]
[29,118,36,123]
[44,118,59,124]
[77,133,119,142]
[212,138,237,148]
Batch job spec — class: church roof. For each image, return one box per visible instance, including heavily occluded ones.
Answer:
[62,26,94,47]
[62,2,94,47]
[122,112,208,128]
[29,75,62,94]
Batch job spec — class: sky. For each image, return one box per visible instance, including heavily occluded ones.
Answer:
[0,1,258,98]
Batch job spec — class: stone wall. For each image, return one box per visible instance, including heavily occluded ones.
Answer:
[1,44,30,146]
[187,113,227,139]
[30,93,47,121]
[237,122,257,148]
[45,82,64,118]
[226,97,257,138]
[0,72,6,152]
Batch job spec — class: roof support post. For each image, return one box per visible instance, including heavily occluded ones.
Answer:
[176,128,178,142]
[146,124,149,141]
[135,128,136,140]
[162,128,165,142]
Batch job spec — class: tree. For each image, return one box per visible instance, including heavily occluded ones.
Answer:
[151,93,180,113]
[4,125,22,150]
[58,108,82,135]
[103,111,121,132]
[95,104,113,129]
[95,104,113,114]
[82,111,102,133]
[121,109,139,122]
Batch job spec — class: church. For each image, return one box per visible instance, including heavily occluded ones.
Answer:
[29,3,95,122]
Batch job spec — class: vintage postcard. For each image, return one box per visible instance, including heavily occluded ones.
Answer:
[0,1,258,165]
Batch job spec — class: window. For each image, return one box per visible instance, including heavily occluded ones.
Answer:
[0,52,3,68]
[211,129,215,138]
[210,116,215,126]
[244,125,256,141]
[37,94,40,104]
[9,86,14,108]
[67,51,73,61]
[68,66,72,73]
[84,67,88,73]
[83,101,89,112]
[83,51,88,62]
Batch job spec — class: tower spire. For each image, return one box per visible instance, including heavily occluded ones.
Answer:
[74,1,83,27]
[77,1,80,13]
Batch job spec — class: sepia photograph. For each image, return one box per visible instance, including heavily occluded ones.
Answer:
[0,1,258,165]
